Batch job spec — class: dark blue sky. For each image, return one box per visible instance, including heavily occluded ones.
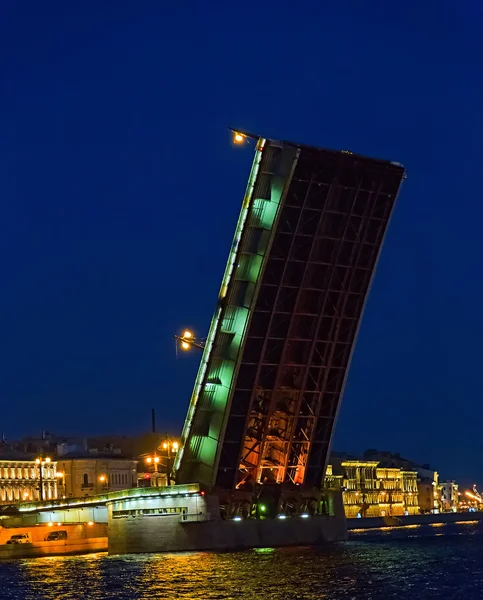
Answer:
[1,2,482,482]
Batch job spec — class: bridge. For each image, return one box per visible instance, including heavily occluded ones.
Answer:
[174,131,405,517]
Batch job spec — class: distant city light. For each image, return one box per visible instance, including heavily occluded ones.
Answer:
[87,522,94,526]
[277,514,286,519]
[301,514,309,519]
[233,516,242,521]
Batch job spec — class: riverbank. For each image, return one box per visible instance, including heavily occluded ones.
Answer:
[347,510,483,531]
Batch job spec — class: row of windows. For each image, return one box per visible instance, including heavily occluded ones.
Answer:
[112,507,187,518]
[111,473,130,486]
[81,472,131,486]
[0,467,55,480]
[0,483,56,502]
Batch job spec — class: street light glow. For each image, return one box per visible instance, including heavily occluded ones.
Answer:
[172,442,179,451]
[183,330,193,339]
[181,341,190,350]
[145,457,152,464]
[233,132,245,144]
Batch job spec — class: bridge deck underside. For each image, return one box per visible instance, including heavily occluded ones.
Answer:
[216,145,404,491]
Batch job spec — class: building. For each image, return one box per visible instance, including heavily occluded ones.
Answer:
[0,457,58,504]
[174,131,405,521]
[327,458,419,517]
[439,481,458,512]
[417,468,440,513]
[56,457,138,498]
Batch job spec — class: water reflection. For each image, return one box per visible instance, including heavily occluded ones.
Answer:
[1,521,482,599]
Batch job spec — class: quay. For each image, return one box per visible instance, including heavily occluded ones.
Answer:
[347,510,483,532]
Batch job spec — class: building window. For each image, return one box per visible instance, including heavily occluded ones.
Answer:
[83,473,89,486]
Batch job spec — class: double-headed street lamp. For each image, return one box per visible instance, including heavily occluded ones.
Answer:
[162,438,179,486]
[144,437,179,486]
[35,456,51,501]
[174,330,205,352]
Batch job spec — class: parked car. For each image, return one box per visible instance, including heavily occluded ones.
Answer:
[45,530,68,541]
[6,533,31,544]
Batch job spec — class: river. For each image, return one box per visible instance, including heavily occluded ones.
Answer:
[1,521,482,599]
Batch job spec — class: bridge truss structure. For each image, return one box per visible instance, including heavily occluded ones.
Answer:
[174,132,405,517]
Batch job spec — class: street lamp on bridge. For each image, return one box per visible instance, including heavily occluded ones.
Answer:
[174,330,205,352]
[35,456,51,501]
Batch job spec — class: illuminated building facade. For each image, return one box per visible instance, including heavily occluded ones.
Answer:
[327,460,419,517]
[418,470,440,513]
[439,480,458,512]
[56,458,138,498]
[175,132,405,515]
[0,458,58,504]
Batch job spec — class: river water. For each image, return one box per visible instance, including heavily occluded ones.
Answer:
[1,521,482,599]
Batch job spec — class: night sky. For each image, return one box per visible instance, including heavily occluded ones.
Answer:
[1,2,482,484]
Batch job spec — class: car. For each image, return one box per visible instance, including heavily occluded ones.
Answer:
[6,534,31,544]
[45,530,68,541]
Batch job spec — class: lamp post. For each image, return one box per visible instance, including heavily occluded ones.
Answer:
[35,456,51,501]
[162,436,179,486]
[144,455,161,487]
[98,474,109,492]
[174,329,205,352]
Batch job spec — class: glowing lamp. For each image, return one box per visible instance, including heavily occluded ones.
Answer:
[233,132,245,144]
[172,442,179,451]
[183,330,193,339]
[145,457,152,464]
[181,341,190,350]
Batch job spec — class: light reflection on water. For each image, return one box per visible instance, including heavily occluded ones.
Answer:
[1,522,483,599]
